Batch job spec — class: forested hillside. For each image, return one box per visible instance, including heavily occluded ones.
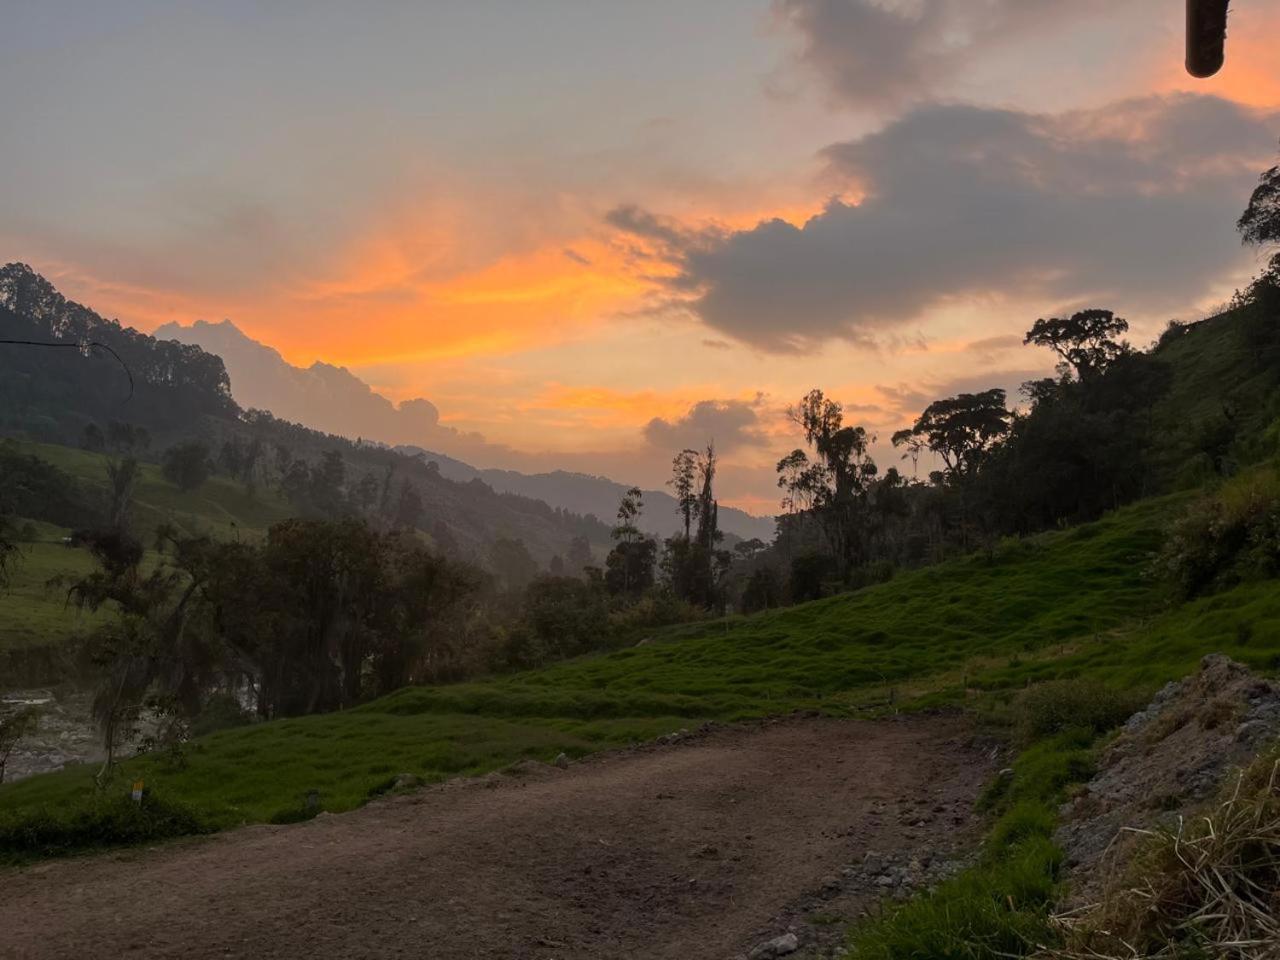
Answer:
[0,263,614,566]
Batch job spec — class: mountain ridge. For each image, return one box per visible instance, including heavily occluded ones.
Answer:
[158,317,776,541]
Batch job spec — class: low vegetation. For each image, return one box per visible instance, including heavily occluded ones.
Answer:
[4,486,1280,872]
[1048,746,1280,960]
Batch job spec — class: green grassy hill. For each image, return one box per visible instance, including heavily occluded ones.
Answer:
[0,441,295,681]
[4,483,1277,831]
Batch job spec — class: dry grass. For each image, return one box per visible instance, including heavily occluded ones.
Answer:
[1046,748,1280,960]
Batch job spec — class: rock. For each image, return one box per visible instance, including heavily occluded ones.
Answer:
[635,636,653,647]
[553,752,570,769]
[392,773,420,790]
[748,932,799,959]
[1057,655,1280,905]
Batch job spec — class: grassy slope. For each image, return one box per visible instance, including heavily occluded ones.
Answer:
[19,441,295,539]
[5,488,1278,833]
[0,442,293,664]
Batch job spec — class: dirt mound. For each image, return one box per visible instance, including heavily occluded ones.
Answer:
[1056,654,1280,898]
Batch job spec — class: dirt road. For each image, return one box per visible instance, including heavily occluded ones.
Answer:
[1,716,992,960]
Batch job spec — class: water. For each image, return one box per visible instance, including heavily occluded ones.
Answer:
[2,687,104,784]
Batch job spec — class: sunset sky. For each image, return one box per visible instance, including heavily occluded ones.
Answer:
[4,1,1279,514]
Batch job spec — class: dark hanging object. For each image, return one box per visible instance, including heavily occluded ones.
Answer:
[1186,0,1231,78]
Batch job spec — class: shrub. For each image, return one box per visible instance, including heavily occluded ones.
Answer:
[1155,467,1280,598]
[1014,680,1144,747]
[0,791,208,862]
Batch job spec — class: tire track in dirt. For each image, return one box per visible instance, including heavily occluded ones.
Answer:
[1,715,993,960]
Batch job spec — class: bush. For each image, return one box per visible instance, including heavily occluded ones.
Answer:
[1155,467,1280,598]
[1014,679,1144,747]
[0,791,208,862]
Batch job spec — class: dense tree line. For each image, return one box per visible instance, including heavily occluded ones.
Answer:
[737,154,1280,606]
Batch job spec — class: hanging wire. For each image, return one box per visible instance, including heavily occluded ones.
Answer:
[0,337,134,403]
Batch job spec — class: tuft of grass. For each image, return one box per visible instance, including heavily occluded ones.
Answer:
[1013,679,1147,747]
[1048,746,1280,960]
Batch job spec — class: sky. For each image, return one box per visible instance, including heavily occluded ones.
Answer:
[3,0,1279,515]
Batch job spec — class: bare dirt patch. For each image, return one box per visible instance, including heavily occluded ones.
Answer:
[0,715,992,960]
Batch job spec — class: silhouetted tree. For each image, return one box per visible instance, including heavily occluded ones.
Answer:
[605,487,656,596]
[1024,309,1131,380]
[891,389,1011,481]
[668,448,699,539]
[777,390,878,574]
[1238,153,1280,250]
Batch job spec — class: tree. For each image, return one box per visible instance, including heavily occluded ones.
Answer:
[740,566,782,614]
[491,537,538,593]
[63,526,218,783]
[566,535,593,576]
[614,486,644,545]
[106,421,150,455]
[668,449,699,539]
[891,389,1011,481]
[665,444,730,609]
[1237,152,1280,308]
[606,487,656,596]
[777,390,878,574]
[1024,309,1131,380]
[105,456,140,530]
[605,536,657,596]
[309,450,347,515]
[393,479,424,530]
[162,441,213,492]
[80,422,105,452]
[1238,154,1280,250]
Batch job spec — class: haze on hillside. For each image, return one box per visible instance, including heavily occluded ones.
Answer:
[152,317,774,540]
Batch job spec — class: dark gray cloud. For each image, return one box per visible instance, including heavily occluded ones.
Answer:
[643,397,767,452]
[624,94,1278,353]
[773,0,1129,110]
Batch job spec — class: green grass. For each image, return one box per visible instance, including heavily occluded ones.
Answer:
[3,477,1279,942]
[0,536,102,655]
[14,440,295,540]
[848,730,1093,959]
[0,441,295,676]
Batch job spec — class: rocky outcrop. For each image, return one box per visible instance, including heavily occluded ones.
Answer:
[1056,654,1280,900]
